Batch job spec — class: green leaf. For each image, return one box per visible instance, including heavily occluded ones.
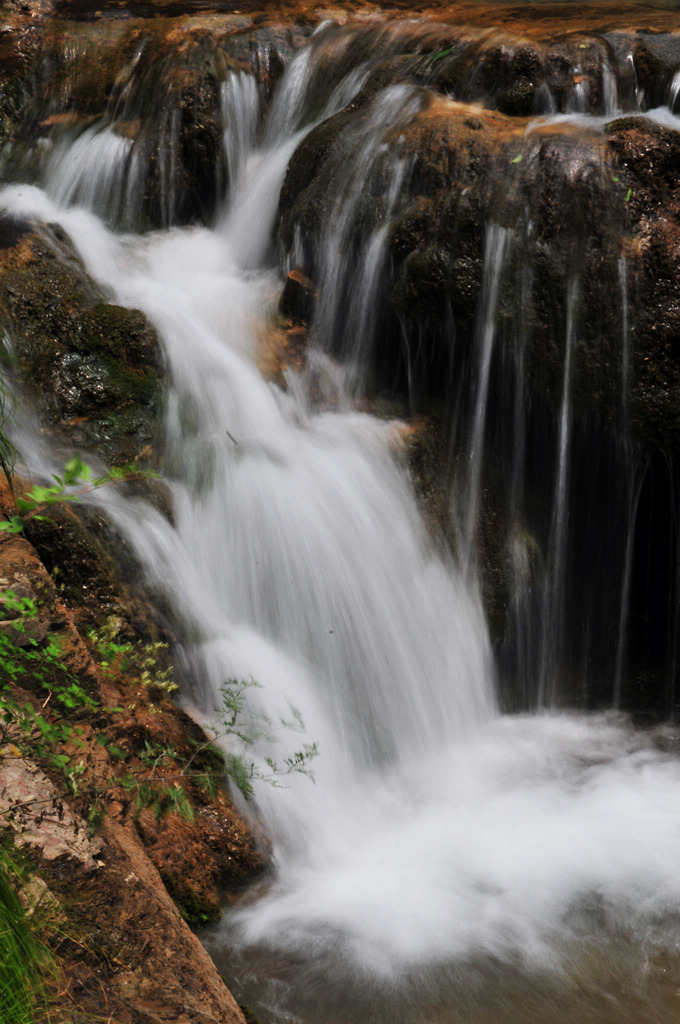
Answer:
[512,154,523,164]
[430,45,455,63]
[0,517,25,533]
[63,455,90,485]
[34,716,53,738]
[28,485,60,505]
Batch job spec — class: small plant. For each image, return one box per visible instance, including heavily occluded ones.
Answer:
[0,842,55,1024]
[0,594,316,828]
[0,454,159,537]
[87,617,133,675]
[0,593,96,792]
[208,678,318,801]
[429,45,455,63]
[104,679,317,813]
[138,642,178,694]
[88,618,178,695]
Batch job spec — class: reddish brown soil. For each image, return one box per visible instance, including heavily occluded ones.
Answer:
[0,471,264,1023]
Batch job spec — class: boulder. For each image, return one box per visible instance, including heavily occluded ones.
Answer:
[0,219,163,466]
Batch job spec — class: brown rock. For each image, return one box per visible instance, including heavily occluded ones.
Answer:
[44,817,248,1024]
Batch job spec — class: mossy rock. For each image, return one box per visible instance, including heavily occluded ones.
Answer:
[159,870,221,926]
[24,501,123,614]
[0,224,163,465]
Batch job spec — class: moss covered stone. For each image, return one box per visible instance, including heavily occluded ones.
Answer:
[0,225,163,465]
[159,870,222,926]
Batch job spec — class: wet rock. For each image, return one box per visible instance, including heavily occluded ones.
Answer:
[0,223,163,465]
[138,49,226,228]
[280,65,680,455]
[138,796,267,925]
[0,212,33,250]
[273,18,680,706]
[626,32,680,109]
[0,16,311,231]
[280,266,316,322]
[392,244,459,323]
[606,117,680,215]
[438,34,613,117]
[606,118,680,454]
[278,103,357,250]
[400,412,455,546]
[44,817,250,1024]
[23,497,140,626]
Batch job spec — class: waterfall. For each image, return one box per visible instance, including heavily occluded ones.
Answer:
[455,224,512,574]
[669,69,680,113]
[290,83,422,384]
[601,60,619,116]
[46,125,143,225]
[612,462,645,708]
[4,19,680,1024]
[221,71,262,195]
[537,278,579,706]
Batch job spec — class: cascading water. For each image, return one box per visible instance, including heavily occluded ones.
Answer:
[298,83,419,385]
[5,16,680,1024]
[536,278,579,707]
[454,224,513,575]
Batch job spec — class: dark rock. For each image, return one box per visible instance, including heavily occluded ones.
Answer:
[278,104,357,251]
[0,224,163,465]
[280,267,316,323]
[0,213,33,250]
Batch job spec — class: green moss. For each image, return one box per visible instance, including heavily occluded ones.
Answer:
[159,871,221,926]
[0,228,163,462]
[604,115,650,134]
[79,304,159,365]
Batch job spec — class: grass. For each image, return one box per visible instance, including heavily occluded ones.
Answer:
[0,843,54,1024]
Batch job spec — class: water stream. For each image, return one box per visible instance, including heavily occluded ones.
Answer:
[4,21,680,1023]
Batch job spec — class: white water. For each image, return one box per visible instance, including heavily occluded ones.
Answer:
[537,279,578,707]
[456,224,512,574]
[304,83,420,380]
[670,69,680,114]
[5,35,680,1024]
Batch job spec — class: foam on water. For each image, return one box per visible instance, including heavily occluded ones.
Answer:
[220,712,680,969]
